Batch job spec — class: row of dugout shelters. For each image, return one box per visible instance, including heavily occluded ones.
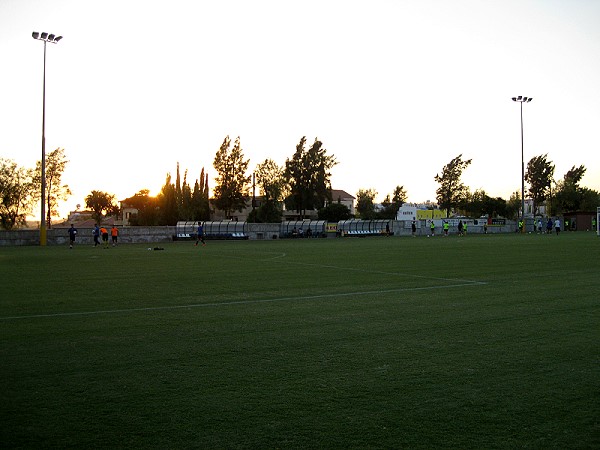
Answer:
[175,221,249,240]
[280,220,327,238]
[338,219,392,236]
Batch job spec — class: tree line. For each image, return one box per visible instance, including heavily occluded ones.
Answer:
[0,148,71,230]
[0,136,338,228]
[1,143,598,229]
[355,153,598,220]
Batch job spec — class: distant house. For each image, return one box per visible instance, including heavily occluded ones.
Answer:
[327,190,356,216]
[396,202,444,221]
[524,199,548,218]
[66,210,94,224]
[120,200,139,226]
[52,209,95,228]
[282,189,356,221]
[54,209,118,228]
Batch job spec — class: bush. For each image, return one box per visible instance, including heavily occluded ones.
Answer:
[318,203,352,222]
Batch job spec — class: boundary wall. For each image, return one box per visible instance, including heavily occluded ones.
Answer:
[1,220,518,246]
[0,227,176,246]
[394,219,516,236]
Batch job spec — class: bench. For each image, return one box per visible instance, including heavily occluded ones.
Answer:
[343,229,388,237]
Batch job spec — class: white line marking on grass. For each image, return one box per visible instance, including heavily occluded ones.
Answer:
[0,281,486,321]
[287,260,486,285]
[214,252,485,286]
[209,250,288,262]
[257,252,287,261]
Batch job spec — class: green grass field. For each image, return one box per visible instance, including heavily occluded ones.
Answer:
[1,233,599,449]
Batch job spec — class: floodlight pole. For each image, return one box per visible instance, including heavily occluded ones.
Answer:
[512,96,532,232]
[32,32,62,245]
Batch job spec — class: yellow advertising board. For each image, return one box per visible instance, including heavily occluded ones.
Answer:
[326,223,338,232]
[416,209,445,220]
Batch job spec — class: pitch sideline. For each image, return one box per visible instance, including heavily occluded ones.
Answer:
[0,281,486,321]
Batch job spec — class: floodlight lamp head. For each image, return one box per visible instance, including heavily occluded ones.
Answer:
[512,97,517,101]
[527,97,532,102]
[41,32,48,40]
[54,36,63,43]
[517,95,522,101]
[32,31,40,39]
[48,34,55,41]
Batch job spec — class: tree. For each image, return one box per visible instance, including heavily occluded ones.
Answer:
[318,202,352,222]
[122,189,160,226]
[191,167,210,221]
[284,137,308,215]
[391,185,408,205]
[247,201,283,223]
[284,137,337,219]
[255,159,286,203]
[34,148,72,227]
[578,187,600,212]
[459,189,508,218]
[251,159,286,223]
[213,136,251,218]
[179,167,194,220]
[85,190,118,224]
[379,185,407,219]
[434,154,472,217]
[506,190,521,220]
[175,162,183,215]
[157,173,178,225]
[0,158,38,230]
[481,195,509,219]
[525,154,555,216]
[356,188,377,219]
[461,189,483,218]
[552,165,599,214]
[158,164,210,223]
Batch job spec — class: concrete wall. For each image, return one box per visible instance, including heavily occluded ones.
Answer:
[0,225,281,246]
[391,220,517,236]
[0,220,518,246]
[246,223,282,240]
[0,227,176,246]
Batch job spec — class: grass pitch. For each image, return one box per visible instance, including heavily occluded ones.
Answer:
[1,233,599,449]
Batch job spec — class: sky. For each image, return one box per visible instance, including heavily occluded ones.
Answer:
[1,0,599,221]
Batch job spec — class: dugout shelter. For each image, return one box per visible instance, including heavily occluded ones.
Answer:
[175,221,249,240]
[338,219,392,236]
[280,220,326,238]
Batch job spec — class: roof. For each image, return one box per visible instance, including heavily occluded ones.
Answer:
[331,189,355,200]
[53,217,116,228]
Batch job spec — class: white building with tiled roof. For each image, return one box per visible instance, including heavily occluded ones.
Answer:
[327,189,356,215]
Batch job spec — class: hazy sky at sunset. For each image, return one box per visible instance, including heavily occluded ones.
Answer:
[1,0,599,220]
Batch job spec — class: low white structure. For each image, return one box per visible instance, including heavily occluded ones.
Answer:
[396,203,417,220]
[396,202,445,221]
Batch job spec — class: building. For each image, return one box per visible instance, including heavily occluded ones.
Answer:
[563,211,596,231]
[120,201,139,226]
[396,202,444,221]
[523,199,548,218]
[327,190,356,216]
[282,189,355,221]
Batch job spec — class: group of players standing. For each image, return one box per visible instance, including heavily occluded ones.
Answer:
[67,223,119,248]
